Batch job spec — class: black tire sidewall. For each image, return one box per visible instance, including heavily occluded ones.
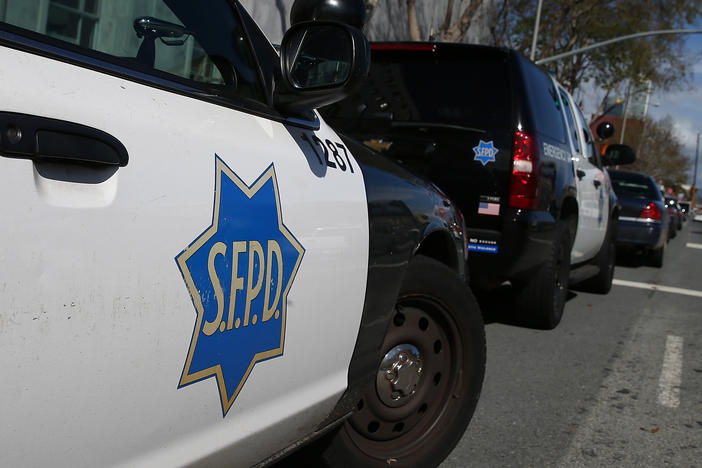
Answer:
[516,220,572,329]
[326,256,486,468]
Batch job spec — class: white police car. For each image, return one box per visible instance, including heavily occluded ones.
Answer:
[0,1,485,466]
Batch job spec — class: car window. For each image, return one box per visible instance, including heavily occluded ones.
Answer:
[610,174,659,199]
[519,60,568,143]
[0,0,265,102]
[559,89,581,153]
[573,104,601,167]
[336,49,511,130]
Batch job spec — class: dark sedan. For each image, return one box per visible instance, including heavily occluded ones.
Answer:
[608,170,670,267]
[665,197,683,233]
[679,201,691,220]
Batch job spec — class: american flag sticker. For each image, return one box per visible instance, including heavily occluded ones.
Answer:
[478,202,500,216]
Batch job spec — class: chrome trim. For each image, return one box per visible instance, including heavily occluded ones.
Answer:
[619,216,662,224]
[376,344,423,408]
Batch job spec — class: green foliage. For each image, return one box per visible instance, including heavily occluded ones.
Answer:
[492,0,702,94]
[621,116,690,187]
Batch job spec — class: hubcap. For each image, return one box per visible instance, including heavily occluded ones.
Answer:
[376,344,423,408]
[346,302,457,447]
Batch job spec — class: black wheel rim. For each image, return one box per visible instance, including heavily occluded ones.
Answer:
[345,296,462,459]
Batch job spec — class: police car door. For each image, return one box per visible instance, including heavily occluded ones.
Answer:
[558,87,605,262]
[0,2,368,467]
[572,101,609,258]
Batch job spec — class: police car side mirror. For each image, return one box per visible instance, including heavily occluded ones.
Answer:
[601,144,636,166]
[274,21,370,120]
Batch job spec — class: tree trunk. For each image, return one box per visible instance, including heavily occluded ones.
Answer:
[407,0,421,41]
[365,0,381,30]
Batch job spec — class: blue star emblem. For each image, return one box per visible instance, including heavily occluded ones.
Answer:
[175,156,304,416]
[473,140,499,166]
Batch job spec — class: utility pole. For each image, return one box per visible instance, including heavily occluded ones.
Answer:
[536,29,702,65]
[530,0,544,61]
[635,80,654,158]
[619,81,632,144]
[693,132,699,209]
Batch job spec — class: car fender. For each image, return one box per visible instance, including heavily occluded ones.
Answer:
[317,134,469,429]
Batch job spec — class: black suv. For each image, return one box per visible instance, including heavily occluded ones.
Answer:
[322,42,633,328]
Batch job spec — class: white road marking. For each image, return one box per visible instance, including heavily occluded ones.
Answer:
[657,335,683,408]
[612,279,702,298]
[686,242,702,250]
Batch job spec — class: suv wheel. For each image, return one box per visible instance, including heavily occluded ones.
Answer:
[320,256,485,468]
[516,219,572,329]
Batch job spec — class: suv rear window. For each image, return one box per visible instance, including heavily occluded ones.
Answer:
[330,48,510,130]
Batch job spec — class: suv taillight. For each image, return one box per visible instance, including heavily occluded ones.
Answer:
[640,203,661,221]
[509,131,541,209]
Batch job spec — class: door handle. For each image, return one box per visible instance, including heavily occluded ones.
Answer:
[0,112,128,166]
[576,169,586,180]
[593,179,602,188]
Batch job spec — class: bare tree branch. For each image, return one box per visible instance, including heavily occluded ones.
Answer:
[441,0,455,32]
[442,0,485,42]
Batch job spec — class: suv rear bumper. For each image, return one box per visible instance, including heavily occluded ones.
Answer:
[468,209,557,290]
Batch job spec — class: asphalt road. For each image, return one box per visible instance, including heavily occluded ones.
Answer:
[443,218,702,467]
[274,218,702,468]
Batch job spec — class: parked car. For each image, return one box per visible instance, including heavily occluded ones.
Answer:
[665,197,683,232]
[321,42,635,329]
[0,1,486,467]
[679,201,691,221]
[665,197,682,231]
[608,170,670,267]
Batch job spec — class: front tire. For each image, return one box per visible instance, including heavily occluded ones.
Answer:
[321,256,486,468]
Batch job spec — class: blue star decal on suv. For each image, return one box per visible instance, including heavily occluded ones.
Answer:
[473,140,499,166]
[175,156,304,416]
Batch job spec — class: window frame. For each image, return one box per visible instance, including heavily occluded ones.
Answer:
[558,88,581,155]
[0,0,283,122]
[45,0,100,48]
[573,104,602,168]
